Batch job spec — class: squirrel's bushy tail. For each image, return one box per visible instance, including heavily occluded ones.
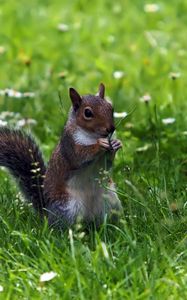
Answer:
[0,127,46,213]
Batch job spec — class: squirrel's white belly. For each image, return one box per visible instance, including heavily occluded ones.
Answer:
[67,164,105,222]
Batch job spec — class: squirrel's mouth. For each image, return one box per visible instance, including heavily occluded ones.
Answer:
[98,126,115,139]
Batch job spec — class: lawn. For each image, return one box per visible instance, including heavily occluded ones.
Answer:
[0,0,187,299]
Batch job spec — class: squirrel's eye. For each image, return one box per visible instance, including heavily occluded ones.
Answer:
[84,108,94,119]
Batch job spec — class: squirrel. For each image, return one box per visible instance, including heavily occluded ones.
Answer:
[0,83,122,229]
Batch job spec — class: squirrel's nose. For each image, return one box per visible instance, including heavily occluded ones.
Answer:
[107,125,115,135]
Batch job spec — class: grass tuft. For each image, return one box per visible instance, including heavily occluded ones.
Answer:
[0,0,187,298]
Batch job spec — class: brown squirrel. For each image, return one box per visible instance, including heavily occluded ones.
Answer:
[0,83,122,229]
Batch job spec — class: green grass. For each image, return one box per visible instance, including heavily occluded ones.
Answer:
[0,0,187,298]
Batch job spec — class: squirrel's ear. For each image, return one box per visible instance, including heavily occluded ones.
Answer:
[98,83,105,99]
[69,88,82,111]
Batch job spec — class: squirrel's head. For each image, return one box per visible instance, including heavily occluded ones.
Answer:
[69,83,115,138]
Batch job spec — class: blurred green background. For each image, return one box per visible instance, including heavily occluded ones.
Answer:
[0,0,187,299]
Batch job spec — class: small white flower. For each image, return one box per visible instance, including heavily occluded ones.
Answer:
[114,111,128,118]
[0,111,17,119]
[17,118,37,127]
[22,92,35,98]
[0,89,35,98]
[0,285,3,292]
[17,119,27,127]
[144,4,160,13]
[13,91,22,98]
[5,89,22,98]
[113,71,124,79]
[6,89,14,97]
[139,93,151,103]
[0,46,6,55]
[57,23,69,32]
[162,118,176,125]
[39,271,57,282]
[0,120,8,126]
[169,72,181,80]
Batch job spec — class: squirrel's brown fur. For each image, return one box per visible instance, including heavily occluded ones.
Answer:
[0,84,122,229]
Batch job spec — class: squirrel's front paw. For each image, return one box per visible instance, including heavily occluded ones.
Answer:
[98,138,122,152]
[110,139,122,152]
[98,138,111,150]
